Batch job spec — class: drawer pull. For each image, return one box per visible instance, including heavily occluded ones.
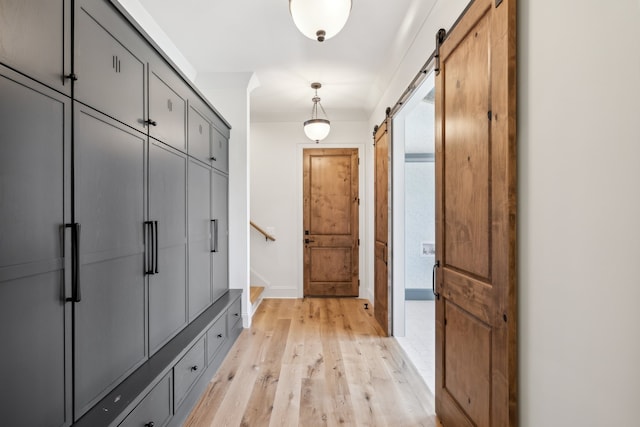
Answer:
[144,422,155,427]
[217,333,223,338]
[145,119,158,127]
[234,313,240,317]
[190,365,199,372]
[210,156,217,162]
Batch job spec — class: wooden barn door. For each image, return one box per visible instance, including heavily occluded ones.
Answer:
[303,148,359,297]
[434,0,517,425]
[374,121,390,336]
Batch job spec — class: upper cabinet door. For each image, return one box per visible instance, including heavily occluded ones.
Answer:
[0,0,72,96]
[74,0,146,133]
[211,127,229,174]
[148,59,187,151]
[188,103,212,164]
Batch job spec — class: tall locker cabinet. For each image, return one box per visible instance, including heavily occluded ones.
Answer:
[0,66,72,427]
[1,1,239,425]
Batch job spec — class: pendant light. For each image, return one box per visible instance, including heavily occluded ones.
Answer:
[303,83,330,143]
[289,0,352,42]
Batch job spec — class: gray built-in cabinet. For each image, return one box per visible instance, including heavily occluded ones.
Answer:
[0,1,239,426]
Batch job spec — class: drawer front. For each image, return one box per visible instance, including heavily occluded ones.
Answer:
[227,297,242,334]
[206,315,227,362]
[173,337,205,409]
[119,372,172,427]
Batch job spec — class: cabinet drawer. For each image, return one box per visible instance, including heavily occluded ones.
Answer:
[119,372,172,427]
[210,128,228,174]
[227,297,242,334]
[173,337,205,410]
[206,315,227,362]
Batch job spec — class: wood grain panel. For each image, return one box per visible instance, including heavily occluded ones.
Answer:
[443,8,491,280]
[309,154,352,235]
[442,268,493,325]
[309,247,351,282]
[444,301,491,427]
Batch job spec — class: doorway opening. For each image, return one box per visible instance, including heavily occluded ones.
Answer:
[392,71,436,393]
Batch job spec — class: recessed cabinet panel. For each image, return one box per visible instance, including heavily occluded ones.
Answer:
[0,70,71,427]
[74,106,146,419]
[0,0,71,96]
[149,142,188,354]
[119,372,172,427]
[210,127,229,174]
[75,0,146,132]
[188,104,212,163]
[149,68,187,151]
[188,160,212,320]
[211,170,229,302]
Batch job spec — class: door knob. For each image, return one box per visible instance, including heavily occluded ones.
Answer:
[305,238,315,244]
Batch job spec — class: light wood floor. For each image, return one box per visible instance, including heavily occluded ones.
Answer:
[185,298,440,427]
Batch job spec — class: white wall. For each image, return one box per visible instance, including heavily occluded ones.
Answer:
[519,1,640,425]
[250,121,372,300]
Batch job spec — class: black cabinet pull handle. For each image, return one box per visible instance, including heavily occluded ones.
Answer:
[153,221,159,274]
[210,156,217,162]
[65,73,78,81]
[144,221,154,275]
[65,223,81,302]
[217,333,223,338]
[211,219,219,253]
[432,260,440,300]
[234,313,239,317]
[191,365,198,372]
[145,422,155,427]
[145,119,157,127]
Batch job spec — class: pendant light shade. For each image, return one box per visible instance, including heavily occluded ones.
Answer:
[304,83,331,143]
[289,0,352,42]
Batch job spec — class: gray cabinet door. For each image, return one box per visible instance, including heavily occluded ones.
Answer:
[187,104,212,164]
[148,141,188,354]
[74,105,147,419]
[210,127,229,174]
[211,170,229,302]
[74,0,146,132]
[149,60,187,152]
[188,160,212,320]
[0,69,72,427]
[0,0,72,96]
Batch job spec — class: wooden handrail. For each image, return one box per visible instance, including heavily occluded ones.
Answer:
[250,221,276,241]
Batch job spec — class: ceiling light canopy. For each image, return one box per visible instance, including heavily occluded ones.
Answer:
[289,0,352,42]
[304,83,331,143]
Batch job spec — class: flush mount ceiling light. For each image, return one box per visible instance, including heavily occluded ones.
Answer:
[303,82,331,143]
[289,0,352,42]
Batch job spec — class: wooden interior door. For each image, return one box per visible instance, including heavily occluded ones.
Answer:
[374,121,390,336]
[303,148,359,297]
[434,0,517,426]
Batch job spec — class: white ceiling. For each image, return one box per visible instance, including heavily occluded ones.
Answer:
[135,0,438,122]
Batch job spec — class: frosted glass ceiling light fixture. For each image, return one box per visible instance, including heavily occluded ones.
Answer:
[304,82,331,143]
[289,0,352,42]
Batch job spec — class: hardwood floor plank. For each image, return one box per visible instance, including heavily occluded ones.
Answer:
[186,298,438,427]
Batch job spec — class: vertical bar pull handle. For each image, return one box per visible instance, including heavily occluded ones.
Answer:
[432,260,440,300]
[154,221,159,274]
[211,219,219,253]
[66,223,81,302]
[144,221,154,275]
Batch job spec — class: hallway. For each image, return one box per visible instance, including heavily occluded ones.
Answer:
[185,298,438,426]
